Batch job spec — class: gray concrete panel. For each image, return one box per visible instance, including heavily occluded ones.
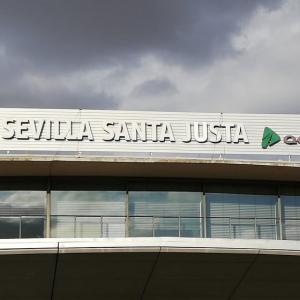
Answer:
[232,254,300,299]
[142,252,256,300]
[52,252,159,300]
[0,238,300,299]
[0,254,56,300]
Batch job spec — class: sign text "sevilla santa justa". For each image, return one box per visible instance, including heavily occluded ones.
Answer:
[103,121,249,143]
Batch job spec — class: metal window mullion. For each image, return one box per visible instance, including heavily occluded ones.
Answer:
[277,189,283,240]
[202,188,207,238]
[45,183,51,238]
[19,216,22,238]
[125,190,129,237]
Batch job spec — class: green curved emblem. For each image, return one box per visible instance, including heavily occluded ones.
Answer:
[262,127,281,149]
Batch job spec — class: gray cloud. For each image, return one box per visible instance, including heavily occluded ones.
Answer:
[0,78,118,109]
[0,0,281,71]
[131,78,178,98]
[0,0,294,113]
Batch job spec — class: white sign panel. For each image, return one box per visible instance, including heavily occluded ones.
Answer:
[0,108,299,159]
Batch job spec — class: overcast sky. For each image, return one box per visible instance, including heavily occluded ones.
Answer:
[0,0,299,113]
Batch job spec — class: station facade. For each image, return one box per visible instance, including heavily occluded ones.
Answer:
[2,108,300,299]
[0,108,300,242]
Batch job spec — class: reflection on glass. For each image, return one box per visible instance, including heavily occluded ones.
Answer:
[0,218,19,239]
[128,191,201,237]
[51,191,126,238]
[0,191,46,239]
[21,217,45,238]
[281,187,300,240]
[51,217,75,238]
[180,218,202,237]
[0,191,45,216]
[154,217,178,237]
[101,217,126,238]
[129,217,153,237]
[207,191,277,239]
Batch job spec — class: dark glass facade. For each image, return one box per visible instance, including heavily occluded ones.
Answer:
[0,191,45,238]
[0,177,299,241]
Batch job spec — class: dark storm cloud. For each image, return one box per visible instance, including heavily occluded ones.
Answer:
[0,79,118,109]
[0,0,282,71]
[0,0,287,110]
[132,78,178,98]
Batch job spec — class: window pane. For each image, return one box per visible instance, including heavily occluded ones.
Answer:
[128,191,201,237]
[154,217,179,237]
[21,217,45,238]
[281,186,300,240]
[0,191,46,239]
[51,216,75,238]
[0,191,45,216]
[206,185,277,240]
[128,217,153,237]
[0,218,19,239]
[102,217,126,238]
[180,218,202,237]
[51,191,126,238]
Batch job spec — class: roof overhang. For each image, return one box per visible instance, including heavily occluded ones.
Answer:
[0,155,300,182]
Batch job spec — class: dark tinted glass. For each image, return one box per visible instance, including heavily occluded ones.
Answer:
[0,191,46,239]
[0,218,19,238]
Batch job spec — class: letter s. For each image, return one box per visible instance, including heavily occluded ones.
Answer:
[2,120,15,139]
[103,121,115,141]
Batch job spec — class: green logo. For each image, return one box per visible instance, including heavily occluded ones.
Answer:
[262,127,281,149]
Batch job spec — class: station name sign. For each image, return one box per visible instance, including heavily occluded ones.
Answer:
[2,120,94,141]
[1,119,249,144]
[103,121,248,143]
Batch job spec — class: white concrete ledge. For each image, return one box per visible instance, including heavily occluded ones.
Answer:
[0,237,300,256]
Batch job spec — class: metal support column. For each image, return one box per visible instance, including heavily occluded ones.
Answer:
[277,193,283,240]
[46,186,51,238]
[125,190,129,237]
[19,216,22,238]
[201,190,207,238]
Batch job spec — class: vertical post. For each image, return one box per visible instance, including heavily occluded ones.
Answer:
[201,191,207,238]
[277,194,283,240]
[254,217,257,239]
[46,190,51,238]
[178,216,181,237]
[152,216,155,237]
[74,216,77,238]
[100,216,103,238]
[45,178,51,238]
[229,217,232,239]
[125,191,129,238]
[19,216,22,238]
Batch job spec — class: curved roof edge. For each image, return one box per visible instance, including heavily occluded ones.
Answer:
[1,237,300,256]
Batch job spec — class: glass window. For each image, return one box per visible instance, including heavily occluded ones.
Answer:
[0,218,19,239]
[206,185,277,240]
[281,186,300,240]
[128,191,202,237]
[50,191,126,238]
[0,191,46,238]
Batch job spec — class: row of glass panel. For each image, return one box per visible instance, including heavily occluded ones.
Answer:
[0,188,300,240]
